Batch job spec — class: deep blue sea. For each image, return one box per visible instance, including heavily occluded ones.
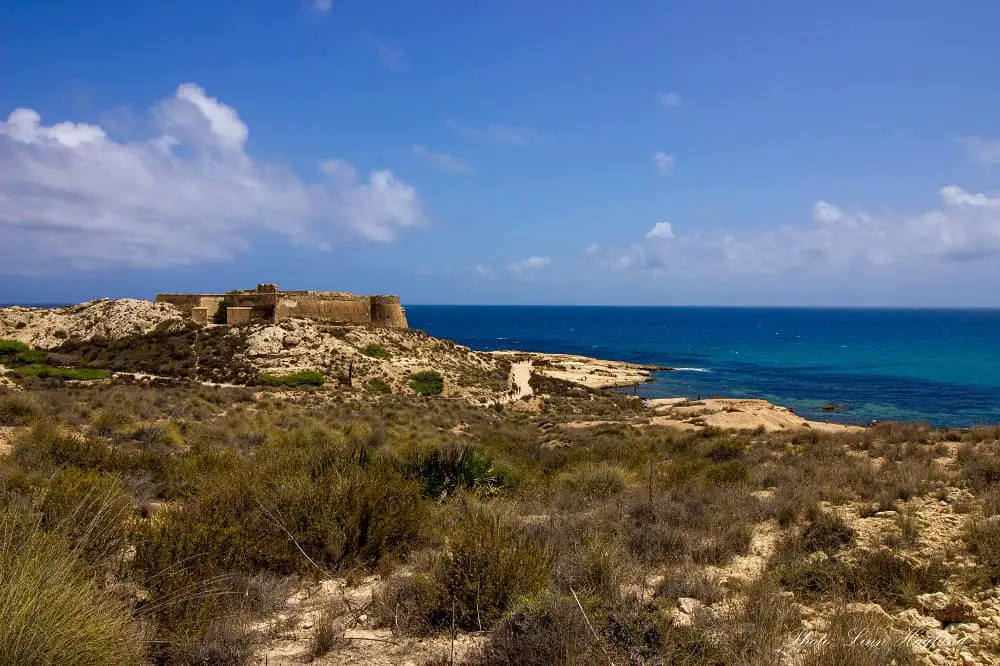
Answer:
[406,306,1000,428]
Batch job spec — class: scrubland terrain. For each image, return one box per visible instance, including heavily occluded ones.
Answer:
[1,300,999,665]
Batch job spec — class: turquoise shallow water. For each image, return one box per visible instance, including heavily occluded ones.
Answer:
[406,306,1000,427]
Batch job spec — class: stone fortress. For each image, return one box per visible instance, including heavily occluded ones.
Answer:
[155,284,408,329]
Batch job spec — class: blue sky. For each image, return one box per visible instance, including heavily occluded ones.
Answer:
[2,0,1000,306]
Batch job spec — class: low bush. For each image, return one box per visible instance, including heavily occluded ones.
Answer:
[0,392,41,425]
[405,444,500,498]
[135,450,424,579]
[0,505,146,665]
[13,365,110,381]
[409,370,444,396]
[308,608,345,660]
[39,467,133,569]
[557,462,628,502]
[960,447,1000,492]
[803,608,918,666]
[365,378,392,395]
[0,339,30,356]
[14,421,122,473]
[626,488,757,566]
[256,370,325,387]
[472,592,600,665]
[90,406,134,437]
[361,343,391,360]
[799,510,857,553]
[965,517,1000,584]
[375,504,552,633]
[774,547,947,608]
[8,349,47,365]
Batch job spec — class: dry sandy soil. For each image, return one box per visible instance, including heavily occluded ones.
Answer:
[0,299,186,348]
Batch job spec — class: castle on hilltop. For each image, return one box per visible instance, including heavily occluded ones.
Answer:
[155,284,408,329]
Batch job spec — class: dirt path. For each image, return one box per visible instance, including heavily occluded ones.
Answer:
[483,360,534,407]
[509,360,533,400]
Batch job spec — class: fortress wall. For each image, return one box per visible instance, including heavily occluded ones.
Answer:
[223,293,277,322]
[370,295,408,328]
[156,288,408,328]
[226,307,253,326]
[155,294,225,318]
[277,296,372,324]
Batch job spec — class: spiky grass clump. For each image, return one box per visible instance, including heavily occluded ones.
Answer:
[0,506,145,665]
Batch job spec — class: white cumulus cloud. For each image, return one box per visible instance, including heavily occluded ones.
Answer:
[0,83,425,274]
[591,184,1000,277]
[645,222,675,241]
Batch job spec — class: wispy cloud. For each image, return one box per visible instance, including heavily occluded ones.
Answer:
[375,42,409,72]
[957,136,1000,164]
[0,83,425,274]
[652,151,675,175]
[657,92,682,108]
[361,32,409,72]
[447,119,539,145]
[506,256,551,273]
[412,144,471,173]
[310,0,333,12]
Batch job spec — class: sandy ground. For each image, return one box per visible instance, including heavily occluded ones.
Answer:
[493,351,661,389]
[0,427,14,457]
[254,576,486,665]
[645,397,863,433]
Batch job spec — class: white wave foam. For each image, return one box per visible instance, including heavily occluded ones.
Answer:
[672,367,711,372]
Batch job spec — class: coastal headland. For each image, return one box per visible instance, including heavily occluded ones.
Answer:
[1,297,998,665]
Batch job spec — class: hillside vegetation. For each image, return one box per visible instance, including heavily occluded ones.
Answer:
[0,301,999,664]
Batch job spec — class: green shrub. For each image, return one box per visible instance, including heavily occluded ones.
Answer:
[405,444,500,498]
[0,392,40,425]
[8,349,47,365]
[256,370,325,387]
[365,378,392,395]
[135,453,424,578]
[965,517,1000,584]
[775,547,946,608]
[0,339,29,356]
[473,592,600,665]
[14,421,121,473]
[377,504,552,632]
[309,608,344,660]
[558,462,628,501]
[800,510,857,553]
[13,365,110,381]
[361,343,391,359]
[409,370,444,396]
[705,460,749,484]
[703,437,748,463]
[39,468,132,569]
[213,300,228,324]
[90,407,134,437]
[0,506,146,666]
